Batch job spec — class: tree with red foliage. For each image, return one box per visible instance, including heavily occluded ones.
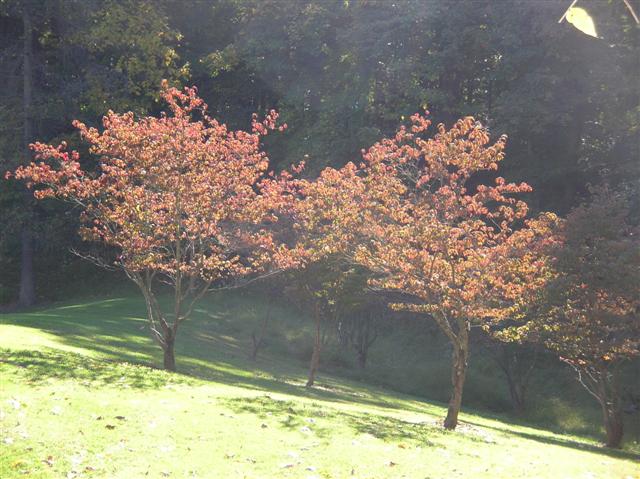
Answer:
[314,114,556,430]
[507,185,640,447]
[9,83,285,371]
[260,162,375,387]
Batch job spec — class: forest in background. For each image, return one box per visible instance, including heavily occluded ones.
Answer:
[1,0,638,304]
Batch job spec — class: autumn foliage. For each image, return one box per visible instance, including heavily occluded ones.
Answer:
[13,81,632,445]
[10,83,286,370]
[283,114,557,429]
[509,185,640,447]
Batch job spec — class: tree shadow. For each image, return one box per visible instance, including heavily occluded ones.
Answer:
[0,298,430,414]
[462,419,640,462]
[0,348,191,390]
[218,396,334,438]
[218,395,500,449]
[220,395,640,461]
[5,297,637,463]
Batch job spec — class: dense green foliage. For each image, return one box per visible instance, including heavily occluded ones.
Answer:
[1,0,638,303]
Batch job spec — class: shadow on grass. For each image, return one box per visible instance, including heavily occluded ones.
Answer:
[222,396,640,461]
[3,297,637,462]
[219,395,464,448]
[0,348,193,389]
[0,298,423,414]
[463,419,640,462]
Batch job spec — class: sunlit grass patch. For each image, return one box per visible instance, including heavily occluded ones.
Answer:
[0,295,638,478]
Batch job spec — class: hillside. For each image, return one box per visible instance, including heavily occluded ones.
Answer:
[1,295,638,478]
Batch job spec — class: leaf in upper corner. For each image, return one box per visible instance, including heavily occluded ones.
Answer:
[566,7,598,38]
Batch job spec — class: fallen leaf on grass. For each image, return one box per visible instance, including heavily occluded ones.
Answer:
[105,424,116,430]
[42,456,54,467]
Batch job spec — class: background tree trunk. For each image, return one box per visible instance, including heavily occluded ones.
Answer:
[493,344,538,415]
[19,1,36,308]
[250,295,274,361]
[357,348,367,369]
[18,229,35,307]
[506,375,526,416]
[306,305,322,387]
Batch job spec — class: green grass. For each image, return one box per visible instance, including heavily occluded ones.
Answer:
[1,294,639,478]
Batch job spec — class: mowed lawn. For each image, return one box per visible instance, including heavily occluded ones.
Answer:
[0,296,638,478]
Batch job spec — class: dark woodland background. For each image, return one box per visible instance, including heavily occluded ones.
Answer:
[1,0,638,305]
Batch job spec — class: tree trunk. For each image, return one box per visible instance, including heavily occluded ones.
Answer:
[250,333,262,362]
[357,348,367,369]
[488,342,538,416]
[591,366,624,448]
[306,306,322,388]
[444,340,468,430]
[163,332,176,372]
[18,229,35,307]
[506,375,526,416]
[598,372,623,448]
[306,343,320,387]
[603,407,623,448]
[19,1,36,308]
[250,296,273,361]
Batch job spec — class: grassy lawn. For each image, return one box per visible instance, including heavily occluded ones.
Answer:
[1,295,638,478]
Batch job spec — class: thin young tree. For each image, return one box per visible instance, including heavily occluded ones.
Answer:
[261,163,377,387]
[9,83,285,371]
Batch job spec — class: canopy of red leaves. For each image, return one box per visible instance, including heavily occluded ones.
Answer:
[283,114,557,332]
[11,83,286,282]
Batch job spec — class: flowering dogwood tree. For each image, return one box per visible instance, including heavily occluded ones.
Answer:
[507,185,640,447]
[334,114,554,430]
[10,83,285,371]
[260,163,375,387]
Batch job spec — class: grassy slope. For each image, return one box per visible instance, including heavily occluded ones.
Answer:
[0,294,638,479]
